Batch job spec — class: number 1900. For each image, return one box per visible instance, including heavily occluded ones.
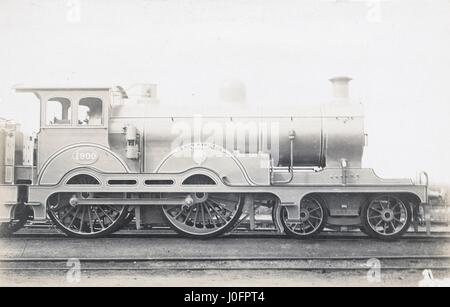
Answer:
[72,150,98,165]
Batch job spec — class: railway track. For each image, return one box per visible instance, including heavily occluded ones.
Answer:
[1,255,450,272]
[3,226,450,273]
[8,228,450,241]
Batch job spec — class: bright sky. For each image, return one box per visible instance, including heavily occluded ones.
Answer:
[0,0,449,184]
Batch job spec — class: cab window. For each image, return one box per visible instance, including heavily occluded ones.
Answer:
[46,97,72,125]
[78,97,103,126]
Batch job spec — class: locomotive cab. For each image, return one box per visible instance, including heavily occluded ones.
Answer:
[15,87,115,177]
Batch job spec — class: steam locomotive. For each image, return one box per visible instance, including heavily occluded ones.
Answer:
[0,77,432,239]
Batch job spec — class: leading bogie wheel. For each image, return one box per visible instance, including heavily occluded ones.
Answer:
[280,195,328,239]
[361,194,412,240]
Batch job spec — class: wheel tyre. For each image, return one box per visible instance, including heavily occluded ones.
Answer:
[110,209,135,232]
[122,210,136,228]
[361,195,412,241]
[271,203,283,233]
[280,196,328,239]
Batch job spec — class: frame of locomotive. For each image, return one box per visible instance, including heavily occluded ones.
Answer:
[0,78,430,240]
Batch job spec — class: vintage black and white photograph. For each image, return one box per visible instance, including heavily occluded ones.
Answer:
[0,0,450,290]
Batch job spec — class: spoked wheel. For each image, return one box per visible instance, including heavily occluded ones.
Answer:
[162,193,244,238]
[280,195,328,239]
[361,195,411,240]
[47,193,128,238]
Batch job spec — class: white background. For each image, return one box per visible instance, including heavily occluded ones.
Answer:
[0,0,449,185]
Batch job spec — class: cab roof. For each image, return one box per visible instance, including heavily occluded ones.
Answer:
[14,85,128,98]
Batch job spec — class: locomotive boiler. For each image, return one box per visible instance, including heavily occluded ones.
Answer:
[0,77,431,239]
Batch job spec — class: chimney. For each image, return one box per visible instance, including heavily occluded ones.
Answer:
[329,76,352,102]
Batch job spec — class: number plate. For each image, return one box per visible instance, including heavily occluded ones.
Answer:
[72,149,99,165]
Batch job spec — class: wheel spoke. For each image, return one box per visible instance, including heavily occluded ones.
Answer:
[166,206,178,215]
[94,209,105,229]
[193,205,200,226]
[207,202,225,224]
[369,207,383,214]
[379,201,388,210]
[60,206,76,221]
[369,215,382,220]
[201,203,207,228]
[105,205,120,213]
[308,207,321,214]
[79,206,85,233]
[393,217,402,223]
[391,202,400,211]
[98,206,115,223]
[204,203,217,227]
[173,207,186,219]
[389,221,396,232]
[209,198,234,213]
[183,205,195,223]
[206,201,228,223]
[68,206,81,228]
[88,208,94,233]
